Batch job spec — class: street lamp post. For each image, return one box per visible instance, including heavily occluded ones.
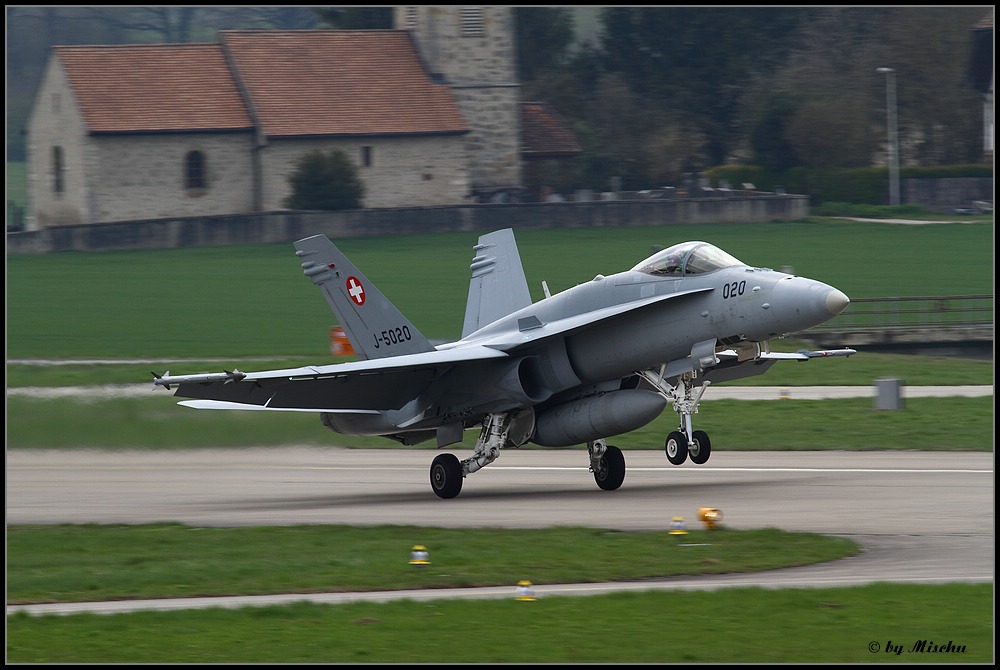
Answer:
[877,67,900,206]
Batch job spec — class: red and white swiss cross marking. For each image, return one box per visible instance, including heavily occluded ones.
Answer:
[346,276,366,305]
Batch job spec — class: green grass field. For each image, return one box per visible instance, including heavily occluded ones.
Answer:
[7,524,859,604]
[7,221,994,359]
[6,525,992,663]
[8,584,992,663]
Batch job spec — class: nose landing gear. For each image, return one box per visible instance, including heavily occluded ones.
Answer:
[642,368,713,467]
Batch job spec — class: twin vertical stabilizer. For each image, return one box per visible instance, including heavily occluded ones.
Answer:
[461,228,533,338]
[294,235,435,360]
[294,229,533,359]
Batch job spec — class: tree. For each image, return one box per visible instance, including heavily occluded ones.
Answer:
[284,150,365,211]
[749,93,805,171]
[882,7,986,164]
[515,7,575,84]
[315,7,392,29]
[599,7,815,165]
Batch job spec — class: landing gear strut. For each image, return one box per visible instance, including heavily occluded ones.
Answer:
[429,410,534,499]
[643,368,713,466]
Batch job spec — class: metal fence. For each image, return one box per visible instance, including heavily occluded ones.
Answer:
[809,294,993,331]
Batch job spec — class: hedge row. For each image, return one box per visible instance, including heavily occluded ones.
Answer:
[705,164,993,205]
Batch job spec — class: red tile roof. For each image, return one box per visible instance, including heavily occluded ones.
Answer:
[220,30,468,138]
[520,102,582,159]
[55,30,469,139]
[56,43,253,133]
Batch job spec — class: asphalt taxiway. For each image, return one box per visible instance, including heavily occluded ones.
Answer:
[6,448,993,616]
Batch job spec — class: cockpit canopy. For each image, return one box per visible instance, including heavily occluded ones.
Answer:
[632,241,746,277]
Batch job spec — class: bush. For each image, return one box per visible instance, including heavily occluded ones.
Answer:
[284,150,364,211]
[706,163,993,205]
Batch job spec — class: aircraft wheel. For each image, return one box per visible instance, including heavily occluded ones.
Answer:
[594,445,626,491]
[689,430,712,465]
[665,431,688,465]
[430,453,463,499]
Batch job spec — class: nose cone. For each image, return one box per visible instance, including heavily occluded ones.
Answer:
[826,288,850,316]
[768,277,850,334]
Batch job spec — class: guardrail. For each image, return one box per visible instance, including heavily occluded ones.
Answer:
[809,294,993,332]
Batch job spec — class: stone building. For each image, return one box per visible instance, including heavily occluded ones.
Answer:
[396,6,523,195]
[25,7,574,228]
[966,9,993,162]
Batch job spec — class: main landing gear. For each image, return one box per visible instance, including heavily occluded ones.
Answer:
[429,410,629,498]
[588,438,625,491]
[430,410,534,499]
[642,369,713,467]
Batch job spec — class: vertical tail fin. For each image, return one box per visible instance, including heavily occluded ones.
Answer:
[294,235,434,360]
[462,228,533,337]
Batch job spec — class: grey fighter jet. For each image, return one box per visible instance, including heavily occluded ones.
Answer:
[154,229,855,498]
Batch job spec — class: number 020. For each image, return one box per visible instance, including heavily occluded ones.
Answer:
[722,281,746,299]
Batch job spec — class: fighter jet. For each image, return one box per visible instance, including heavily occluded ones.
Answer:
[154,229,854,498]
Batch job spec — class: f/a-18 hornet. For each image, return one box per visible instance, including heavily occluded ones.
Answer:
[154,229,855,498]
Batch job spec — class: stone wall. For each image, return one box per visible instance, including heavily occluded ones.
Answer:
[259,135,470,211]
[7,194,809,255]
[900,177,993,211]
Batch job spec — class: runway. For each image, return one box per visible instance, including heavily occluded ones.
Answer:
[6,448,993,616]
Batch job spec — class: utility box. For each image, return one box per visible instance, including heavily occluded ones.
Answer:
[874,378,904,410]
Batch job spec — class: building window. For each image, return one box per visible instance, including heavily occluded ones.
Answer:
[361,146,373,167]
[52,146,64,194]
[185,151,206,189]
[460,7,484,36]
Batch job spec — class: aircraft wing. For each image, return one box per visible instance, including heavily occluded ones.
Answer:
[154,345,508,412]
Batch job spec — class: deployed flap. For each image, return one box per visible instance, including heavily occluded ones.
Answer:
[294,235,434,360]
[462,229,533,337]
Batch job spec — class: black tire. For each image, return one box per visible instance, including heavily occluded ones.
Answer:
[689,430,712,464]
[594,445,626,491]
[665,431,688,465]
[430,453,463,499]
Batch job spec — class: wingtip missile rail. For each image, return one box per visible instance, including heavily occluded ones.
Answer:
[796,348,858,359]
[152,369,246,390]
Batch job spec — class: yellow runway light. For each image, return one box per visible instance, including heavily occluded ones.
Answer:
[409,545,430,566]
[698,507,722,530]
